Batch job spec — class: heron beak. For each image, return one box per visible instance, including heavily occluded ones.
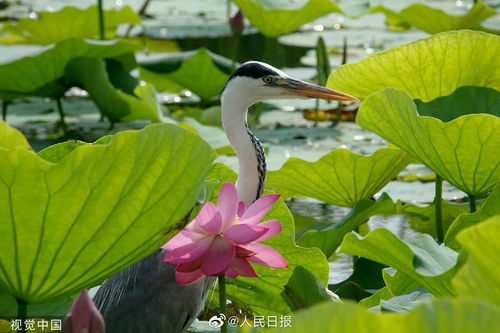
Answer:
[281,78,358,102]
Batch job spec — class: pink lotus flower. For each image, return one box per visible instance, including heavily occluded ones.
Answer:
[162,183,287,285]
[63,289,105,333]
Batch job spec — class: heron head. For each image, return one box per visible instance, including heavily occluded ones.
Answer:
[220,61,358,107]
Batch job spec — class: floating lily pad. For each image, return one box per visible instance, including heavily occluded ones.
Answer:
[327,31,500,101]
[453,215,500,307]
[0,123,215,303]
[233,0,343,37]
[372,2,497,34]
[0,5,140,45]
[340,229,458,296]
[267,147,411,208]
[279,29,428,49]
[357,88,500,196]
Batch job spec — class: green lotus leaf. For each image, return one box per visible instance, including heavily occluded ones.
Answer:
[0,38,139,100]
[281,266,339,311]
[357,88,500,196]
[173,106,222,128]
[389,200,468,239]
[445,184,500,251]
[381,289,432,313]
[330,257,387,303]
[382,268,424,297]
[267,147,411,208]
[206,163,330,316]
[140,49,230,100]
[232,0,343,38]
[340,229,458,296]
[0,121,30,150]
[1,5,140,45]
[0,287,74,316]
[140,67,184,94]
[37,141,89,163]
[327,31,500,101]
[370,6,411,32]
[414,86,500,121]
[297,195,395,258]
[259,298,500,333]
[179,118,231,154]
[359,286,392,308]
[227,198,330,315]
[0,123,216,303]
[65,57,161,122]
[372,2,497,34]
[453,215,500,306]
[138,48,233,75]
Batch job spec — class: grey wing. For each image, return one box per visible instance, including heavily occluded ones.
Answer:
[93,250,215,333]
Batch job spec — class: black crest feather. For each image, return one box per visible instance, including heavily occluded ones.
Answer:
[220,62,279,99]
[230,61,278,79]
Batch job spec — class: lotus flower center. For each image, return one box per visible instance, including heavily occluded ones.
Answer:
[232,216,240,225]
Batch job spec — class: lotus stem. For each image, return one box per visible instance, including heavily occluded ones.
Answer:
[469,195,477,213]
[2,100,8,121]
[314,99,320,127]
[97,0,105,40]
[342,36,348,65]
[56,98,67,133]
[125,0,152,37]
[16,298,27,333]
[218,275,228,333]
[434,174,444,243]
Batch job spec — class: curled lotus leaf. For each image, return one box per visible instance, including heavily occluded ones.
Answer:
[232,0,343,38]
[327,30,500,101]
[0,123,215,303]
[372,2,497,34]
[0,38,139,100]
[356,88,500,196]
[1,5,140,45]
[267,147,411,208]
[453,215,500,307]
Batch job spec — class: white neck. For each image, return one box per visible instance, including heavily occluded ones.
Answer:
[221,94,263,206]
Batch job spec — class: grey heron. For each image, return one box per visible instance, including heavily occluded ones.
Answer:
[93,61,356,333]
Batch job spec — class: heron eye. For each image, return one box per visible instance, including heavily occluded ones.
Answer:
[262,76,272,83]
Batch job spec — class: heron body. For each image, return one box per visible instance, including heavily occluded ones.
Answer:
[94,61,356,332]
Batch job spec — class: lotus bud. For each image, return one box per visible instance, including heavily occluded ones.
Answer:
[63,289,105,333]
[230,10,244,35]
